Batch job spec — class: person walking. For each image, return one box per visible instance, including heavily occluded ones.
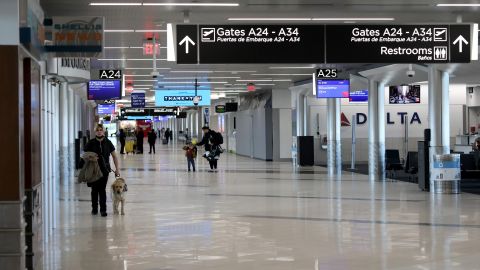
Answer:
[119,129,126,154]
[196,126,223,172]
[165,128,171,144]
[148,129,157,154]
[84,124,120,217]
[136,128,144,154]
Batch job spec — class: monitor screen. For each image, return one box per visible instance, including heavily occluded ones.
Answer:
[88,80,122,100]
[225,102,238,112]
[349,89,368,103]
[389,85,421,104]
[97,104,115,114]
[154,90,211,106]
[316,79,350,98]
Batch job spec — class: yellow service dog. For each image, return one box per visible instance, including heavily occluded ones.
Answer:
[111,178,127,215]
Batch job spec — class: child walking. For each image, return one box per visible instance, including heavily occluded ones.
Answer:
[183,142,197,172]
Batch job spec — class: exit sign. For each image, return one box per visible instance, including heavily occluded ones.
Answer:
[143,42,160,56]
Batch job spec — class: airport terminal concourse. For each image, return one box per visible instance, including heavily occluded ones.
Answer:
[3,0,480,269]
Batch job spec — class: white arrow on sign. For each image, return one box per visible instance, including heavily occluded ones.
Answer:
[453,35,469,53]
[179,36,196,54]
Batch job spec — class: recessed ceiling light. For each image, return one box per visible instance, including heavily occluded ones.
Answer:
[89,2,141,6]
[228,18,311,21]
[437,3,480,6]
[143,2,239,6]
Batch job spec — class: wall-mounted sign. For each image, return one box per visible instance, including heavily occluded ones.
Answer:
[177,24,325,64]
[177,24,474,64]
[44,16,104,56]
[99,69,122,80]
[154,90,211,106]
[131,92,146,108]
[316,68,338,79]
[47,57,91,81]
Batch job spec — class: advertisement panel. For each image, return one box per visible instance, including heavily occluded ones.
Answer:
[155,90,211,106]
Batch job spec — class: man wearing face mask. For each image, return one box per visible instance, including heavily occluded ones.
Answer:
[84,124,120,217]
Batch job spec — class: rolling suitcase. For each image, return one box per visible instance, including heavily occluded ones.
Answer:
[162,139,168,145]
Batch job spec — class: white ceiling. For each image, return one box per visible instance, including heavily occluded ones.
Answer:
[39,0,480,98]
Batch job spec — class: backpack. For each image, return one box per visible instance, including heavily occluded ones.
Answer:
[210,131,223,145]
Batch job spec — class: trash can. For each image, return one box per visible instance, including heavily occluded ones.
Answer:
[431,154,461,194]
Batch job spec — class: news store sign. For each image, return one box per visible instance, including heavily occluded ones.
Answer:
[325,25,471,63]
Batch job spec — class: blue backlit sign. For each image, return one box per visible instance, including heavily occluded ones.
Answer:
[131,92,145,108]
[88,80,122,100]
[155,90,211,106]
[349,89,368,103]
[316,79,350,98]
[97,104,115,114]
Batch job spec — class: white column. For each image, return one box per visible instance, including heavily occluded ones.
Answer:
[59,83,69,149]
[428,66,453,192]
[368,80,386,181]
[327,98,341,173]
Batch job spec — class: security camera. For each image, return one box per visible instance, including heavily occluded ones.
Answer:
[193,96,200,106]
[406,70,415,78]
[150,70,160,79]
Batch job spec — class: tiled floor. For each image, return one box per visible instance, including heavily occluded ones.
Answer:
[42,141,480,270]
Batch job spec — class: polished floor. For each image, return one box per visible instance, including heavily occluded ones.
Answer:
[42,141,480,270]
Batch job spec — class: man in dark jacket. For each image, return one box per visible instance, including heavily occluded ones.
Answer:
[148,129,157,154]
[136,128,144,154]
[84,124,120,217]
[196,126,222,172]
[119,129,126,154]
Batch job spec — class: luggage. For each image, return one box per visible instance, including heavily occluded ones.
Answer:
[211,131,224,145]
[125,140,135,153]
[162,139,168,145]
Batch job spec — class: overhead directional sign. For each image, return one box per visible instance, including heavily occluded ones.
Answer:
[177,24,325,64]
[325,24,472,63]
[176,25,198,64]
[177,24,474,64]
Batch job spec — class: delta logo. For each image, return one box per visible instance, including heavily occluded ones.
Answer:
[341,113,351,127]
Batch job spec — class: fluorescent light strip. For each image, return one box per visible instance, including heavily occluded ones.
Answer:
[437,4,480,6]
[269,66,315,69]
[312,17,394,21]
[237,79,291,82]
[143,3,239,6]
[131,80,157,82]
[229,17,394,21]
[162,76,240,79]
[130,84,154,86]
[228,18,311,21]
[104,29,134,32]
[170,70,214,73]
[97,58,168,61]
[156,81,228,84]
[124,67,171,70]
[253,73,313,76]
[90,2,141,6]
[213,70,256,73]
[104,46,129,49]
[124,75,163,77]
[104,29,166,33]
